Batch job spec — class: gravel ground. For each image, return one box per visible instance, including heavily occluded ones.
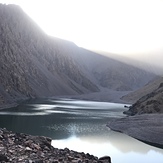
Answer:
[107,114,163,148]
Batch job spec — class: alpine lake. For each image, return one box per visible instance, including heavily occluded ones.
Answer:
[0,98,162,163]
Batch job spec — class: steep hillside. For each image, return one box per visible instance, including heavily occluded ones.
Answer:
[121,77,163,103]
[0,4,157,107]
[51,39,157,91]
[0,4,99,106]
[124,78,163,115]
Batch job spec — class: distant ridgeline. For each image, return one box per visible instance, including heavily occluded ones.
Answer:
[0,4,157,106]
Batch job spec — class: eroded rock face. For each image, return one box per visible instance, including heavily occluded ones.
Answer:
[0,128,111,163]
[124,82,163,115]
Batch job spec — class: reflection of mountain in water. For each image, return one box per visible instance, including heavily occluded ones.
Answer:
[78,133,163,154]
[52,132,163,162]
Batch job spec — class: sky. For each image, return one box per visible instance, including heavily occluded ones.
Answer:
[0,0,163,67]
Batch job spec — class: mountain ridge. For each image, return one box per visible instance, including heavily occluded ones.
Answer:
[0,4,157,107]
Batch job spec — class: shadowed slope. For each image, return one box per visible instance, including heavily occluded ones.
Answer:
[0,4,157,107]
[0,4,99,106]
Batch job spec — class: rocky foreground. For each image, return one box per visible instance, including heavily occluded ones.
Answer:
[107,114,163,148]
[0,128,111,163]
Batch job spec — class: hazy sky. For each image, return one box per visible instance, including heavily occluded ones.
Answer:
[0,0,163,58]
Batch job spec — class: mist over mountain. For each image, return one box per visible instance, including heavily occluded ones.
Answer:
[96,51,163,76]
[0,4,158,106]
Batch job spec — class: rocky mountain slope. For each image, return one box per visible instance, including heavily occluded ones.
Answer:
[0,4,100,106]
[52,39,157,91]
[124,77,163,115]
[121,76,163,103]
[0,4,157,107]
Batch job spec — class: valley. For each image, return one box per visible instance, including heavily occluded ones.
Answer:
[0,3,163,163]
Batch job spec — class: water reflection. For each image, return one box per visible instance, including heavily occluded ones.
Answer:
[0,98,162,163]
[52,133,163,163]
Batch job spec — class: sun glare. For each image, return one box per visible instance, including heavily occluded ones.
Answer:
[0,0,163,54]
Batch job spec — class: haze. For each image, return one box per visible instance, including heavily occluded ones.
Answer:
[0,0,163,69]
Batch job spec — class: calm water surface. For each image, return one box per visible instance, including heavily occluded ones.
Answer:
[0,98,162,163]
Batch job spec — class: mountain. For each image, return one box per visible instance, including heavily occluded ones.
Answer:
[53,39,157,91]
[121,76,163,103]
[0,4,99,106]
[124,77,163,115]
[96,51,163,76]
[0,4,157,106]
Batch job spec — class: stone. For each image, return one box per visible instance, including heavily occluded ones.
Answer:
[0,154,8,162]
[33,143,41,150]
[99,156,111,163]
[25,147,32,151]
[68,155,74,161]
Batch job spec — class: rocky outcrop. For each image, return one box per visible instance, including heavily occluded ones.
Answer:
[124,80,163,115]
[0,128,111,163]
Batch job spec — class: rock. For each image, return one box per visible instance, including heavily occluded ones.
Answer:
[124,105,130,108]
[25,147,32,151]
[99,156,111,163]
[0,154,8,162]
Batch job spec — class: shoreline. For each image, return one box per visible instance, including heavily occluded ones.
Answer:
[0,128,111,163]
[0,91,130,111]
[107,113,163,149]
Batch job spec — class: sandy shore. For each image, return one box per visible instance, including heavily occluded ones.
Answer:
[107,114,163,148]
